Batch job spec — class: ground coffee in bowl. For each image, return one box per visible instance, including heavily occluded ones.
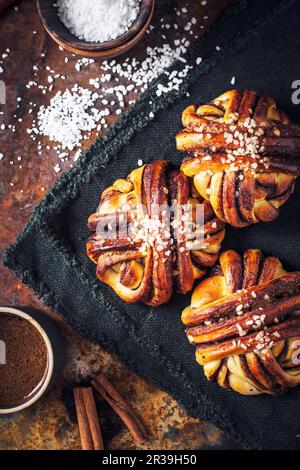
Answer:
[0,306,57,414]
[0,312,49,408]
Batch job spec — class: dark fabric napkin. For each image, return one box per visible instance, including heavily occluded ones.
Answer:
[4,0,300,449]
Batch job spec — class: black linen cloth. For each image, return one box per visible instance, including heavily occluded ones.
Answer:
[4,0,300,449]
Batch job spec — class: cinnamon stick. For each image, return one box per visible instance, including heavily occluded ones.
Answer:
[73,387,104,450]
[91,373,147,445]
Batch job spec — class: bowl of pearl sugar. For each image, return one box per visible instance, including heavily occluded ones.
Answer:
[37,0,155,58]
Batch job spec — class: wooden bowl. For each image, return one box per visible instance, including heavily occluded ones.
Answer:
[37,0,155,58]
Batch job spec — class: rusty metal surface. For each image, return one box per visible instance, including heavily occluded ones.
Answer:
[0,0,236,450]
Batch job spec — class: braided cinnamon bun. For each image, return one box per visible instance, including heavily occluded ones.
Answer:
[87,160,225,306]
[177,90,300,227]
[182,249,300,395]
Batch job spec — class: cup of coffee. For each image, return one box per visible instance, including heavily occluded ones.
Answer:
[0,306,66,414]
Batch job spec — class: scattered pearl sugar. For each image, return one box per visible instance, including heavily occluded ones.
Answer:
[56,0,141,43]
[75,58,95,72]
[36,85,102,151]
[29,31,194,155]
[3,6,202,171]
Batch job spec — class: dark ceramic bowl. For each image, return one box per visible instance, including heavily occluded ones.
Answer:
[0,306,66,415]
[37,0,155,58]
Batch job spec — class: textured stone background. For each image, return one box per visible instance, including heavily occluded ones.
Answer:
[0,0,238,450]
